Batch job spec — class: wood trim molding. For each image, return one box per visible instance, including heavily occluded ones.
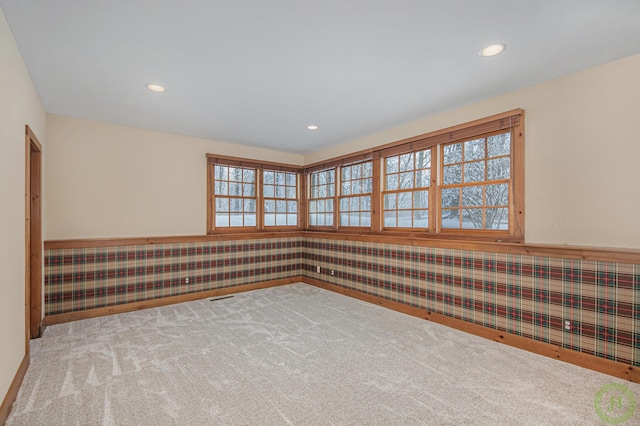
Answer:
[303,277,640,384]
[0,353,29,424]
[43,277,303,326]
[44,231,305,249]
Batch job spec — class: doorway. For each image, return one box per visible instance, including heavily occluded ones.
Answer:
[25,125,42,342]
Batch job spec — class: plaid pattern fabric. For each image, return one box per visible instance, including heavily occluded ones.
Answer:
[44,236,639,366]
[45,238,303,315]
[302,239,640,366]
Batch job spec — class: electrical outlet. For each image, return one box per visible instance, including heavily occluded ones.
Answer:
[564,320,571,331]
[331,270,335,276]
[185,277,190,284]
[316,266,320,273]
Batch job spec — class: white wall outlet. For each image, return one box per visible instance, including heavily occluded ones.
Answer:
[564,320,571,331]
[185,277,190,284]
[331,270,335,276]
[316,266,321,273]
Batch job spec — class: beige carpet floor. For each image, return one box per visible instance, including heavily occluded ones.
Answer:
[7,283,639,425]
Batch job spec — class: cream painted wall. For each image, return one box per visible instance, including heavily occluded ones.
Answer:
[0,6,46,410]
[306,54,640,250]
[45,115,304,240]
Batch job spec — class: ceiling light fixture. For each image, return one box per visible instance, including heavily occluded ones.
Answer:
[146,83,166,93]
[307,125,319,130]
[479,43,506,57]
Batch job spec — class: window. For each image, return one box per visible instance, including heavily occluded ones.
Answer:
[441,132,510,230]
[263,170,298,226]
[207,155,302,233]
[304,109,524,241]
[213,164,256,227]
[309,169,336,227]
[339,161,373,227]
[383,149,431,229]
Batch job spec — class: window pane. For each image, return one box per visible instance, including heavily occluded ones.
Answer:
[245,214,256,226]
[352,180,362,194]
[215,181,228,195]
[342,182,351,195]
[286,186,296,199]
[275,186,285,198]
[486,208,508,230]
[487,157,510,180]
[264,199,275,213]
[462,185,482,207]
[443,165,462,185]
[350,213,360,226]
[444,143,462,164]
[462,209,482,229]
[416,150,431,168]
[413,190,428,209]
[387,175,398,191]
[245,199,256,212]
[340,213,349,226]
[464,138,485,161]
[488,133,510,157]
[342,167,351,181]
[276,214,287,225]
[243,184,255,196]
[229,213,244,226]
[416,169,430,188]
[286,173,296,186]
[216,197,229,212]
[265,185,275,197]
[287,214,297,225]
[360,213,371,226]
[486,183,509,206]
[398,192,412,209]
[464,161,485,183]
[400,172,414,189]
[399,153,414,171]
[441,210,459,229]
[384,194,397,209]
[264,171,274,184]
[309,200,317,213]
[264,214,275,226]
[327,184,335,197]
[363,162,373,178]
[384,211,397,227]
[386,156,399,174]
[310,215,317,226]
[441,188,460,209]
[276,200,286,212]
[229,183,242,196]
[326,199,334,212]
[243,169,255,182]
[350,197,359,211]
[413,210,428,228]
[215,214,229,227]
[229,167,242,181]
[398,210,412,228]
[288,201,298,213]
[215,165,228,180]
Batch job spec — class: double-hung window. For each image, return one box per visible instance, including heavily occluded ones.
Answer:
[309,169,336,227]
[339,161,373,227]
[207,155,301,233]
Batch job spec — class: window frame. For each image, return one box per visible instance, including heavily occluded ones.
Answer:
[308,168,338,230]
[304,109,524,242]
[206,154,303,234]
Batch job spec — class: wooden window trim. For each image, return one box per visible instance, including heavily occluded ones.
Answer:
[305,109,524,242]
[207,155,303,234]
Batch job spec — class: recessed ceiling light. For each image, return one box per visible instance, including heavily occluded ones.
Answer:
[146,83,166,93]
[479,43,506,57]
[307,125,319,130]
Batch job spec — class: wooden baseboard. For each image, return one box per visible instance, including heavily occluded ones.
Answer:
[0,353,30,424]
[303,277,640,384]
[44,277,303,326]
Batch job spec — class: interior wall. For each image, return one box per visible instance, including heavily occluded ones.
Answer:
[0,6,46,409]
[305,54,640,250]
[45,115,304,240]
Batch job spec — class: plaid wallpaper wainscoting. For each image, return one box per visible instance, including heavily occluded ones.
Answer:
[44,238,303,315]
[302,239,640,367]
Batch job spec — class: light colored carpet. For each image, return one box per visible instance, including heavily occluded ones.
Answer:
[7,283,639,425]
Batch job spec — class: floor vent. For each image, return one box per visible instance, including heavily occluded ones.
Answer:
[209,295,234,302]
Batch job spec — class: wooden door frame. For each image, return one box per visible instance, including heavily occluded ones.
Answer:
[25,125,43,343]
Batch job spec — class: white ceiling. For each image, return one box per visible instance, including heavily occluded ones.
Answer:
[2,1,640,154]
